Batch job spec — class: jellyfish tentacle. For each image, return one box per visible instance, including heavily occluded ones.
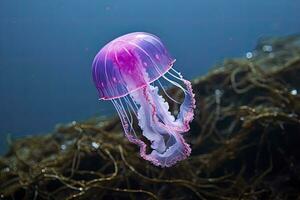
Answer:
[113,98,138,138]
[163,75,188,94]
[157,79,181,104]
[166,69,196,132]
[124,96,138,119]
[169,68,184,80]
[112,71,195,167]
[112,98,160,165]
[129,84,193,167]
[176,79,196,132]
[152,75,196,133]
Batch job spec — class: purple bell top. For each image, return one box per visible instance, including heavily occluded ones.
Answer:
[92,32,175,100]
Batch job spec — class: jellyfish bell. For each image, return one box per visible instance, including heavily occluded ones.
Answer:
[93,32,175,99]
[92,32,196,167]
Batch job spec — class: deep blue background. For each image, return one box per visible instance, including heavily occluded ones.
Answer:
[0,0,300,150]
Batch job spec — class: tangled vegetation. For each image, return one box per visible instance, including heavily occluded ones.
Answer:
[1,34,300,200]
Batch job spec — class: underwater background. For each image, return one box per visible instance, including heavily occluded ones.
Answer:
[1,0,300,153]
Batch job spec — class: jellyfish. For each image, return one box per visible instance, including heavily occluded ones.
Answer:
[92,32,195,167]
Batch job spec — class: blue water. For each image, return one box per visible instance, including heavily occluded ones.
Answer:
[0,0,300,152]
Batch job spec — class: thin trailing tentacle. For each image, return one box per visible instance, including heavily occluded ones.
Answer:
[157,79,181,104]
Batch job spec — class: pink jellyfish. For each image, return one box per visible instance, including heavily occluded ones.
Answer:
[92,32,195,167]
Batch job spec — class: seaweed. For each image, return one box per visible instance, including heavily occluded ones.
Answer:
[1,34,300,200]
